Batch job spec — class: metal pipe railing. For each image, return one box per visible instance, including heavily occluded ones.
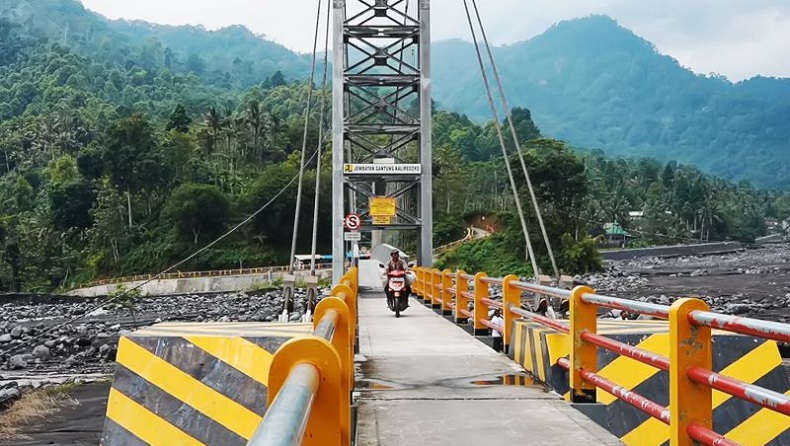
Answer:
[580,292,670,319]
[481,297,502,308]
[410,265,790,446]
[314,310,338,341]
[247,363,320,446]
[557,358,670,424]
[249,309,338,446]
[686,423,741,446]
[480,276,503,285]
[689,310,790,343]
[511,280,571,299]
[508,305,569,334]
[582,331,670,371]
[459,309,474,319]
[247,266,356,446]
[687,366,790,415]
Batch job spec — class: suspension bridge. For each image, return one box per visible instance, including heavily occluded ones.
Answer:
[44,1,790,445]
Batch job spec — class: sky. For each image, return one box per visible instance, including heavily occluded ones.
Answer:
[78,0,790,82]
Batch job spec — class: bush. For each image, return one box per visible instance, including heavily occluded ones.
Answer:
[435,235,533,277]
[557,234,603,274]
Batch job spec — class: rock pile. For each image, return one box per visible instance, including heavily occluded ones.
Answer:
[0,286,327,405]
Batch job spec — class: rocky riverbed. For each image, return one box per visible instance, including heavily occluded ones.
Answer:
[3,244,790,408]
[0,287,326,406]
[576,243,790,322]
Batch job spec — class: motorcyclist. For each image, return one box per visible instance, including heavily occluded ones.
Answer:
[383,250,411,308]
[386,250,408,273]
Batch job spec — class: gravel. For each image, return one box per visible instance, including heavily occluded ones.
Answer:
[0,286,328,406]
[570,243,790,321]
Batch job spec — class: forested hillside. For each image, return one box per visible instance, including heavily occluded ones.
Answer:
[0,14,330,292]
[0,0,310,90]
[0,2,787,292]
[433,16,790,188]
[3,2,789,187]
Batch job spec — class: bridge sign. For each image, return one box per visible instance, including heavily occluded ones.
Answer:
[343,164,422,175]
[344,213,361,230]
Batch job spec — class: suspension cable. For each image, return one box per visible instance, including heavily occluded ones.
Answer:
[309,0,332,274]
[470,0,559,279]
[289,0,324,273]
[462,0,540,277]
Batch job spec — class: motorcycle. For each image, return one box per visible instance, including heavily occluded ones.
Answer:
[379,265,411,318]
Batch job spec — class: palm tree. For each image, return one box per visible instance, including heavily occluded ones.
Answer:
[269,113,285,149]
[245,100,268,163]
[203,107,224,154]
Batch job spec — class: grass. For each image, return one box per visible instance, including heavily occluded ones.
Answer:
[0,386,78,442]
[249,282,280,292]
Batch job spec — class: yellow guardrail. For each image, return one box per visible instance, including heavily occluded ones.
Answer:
[248,267,358,446]
[412,266,790,446]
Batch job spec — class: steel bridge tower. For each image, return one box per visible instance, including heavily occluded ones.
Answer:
[332,0,433,281]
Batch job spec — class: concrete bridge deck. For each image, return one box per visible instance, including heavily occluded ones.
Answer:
[354,282,622,445]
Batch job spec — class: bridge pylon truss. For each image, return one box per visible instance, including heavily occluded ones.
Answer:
[332,0,433,281]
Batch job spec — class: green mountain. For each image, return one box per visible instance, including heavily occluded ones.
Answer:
[0,0,310,90]
[432,16,790,188]
[0,1,782,292]
[3,2,788,187]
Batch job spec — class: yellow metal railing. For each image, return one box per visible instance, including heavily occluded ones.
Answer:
[249,267,358,446]
[412,266,790,446]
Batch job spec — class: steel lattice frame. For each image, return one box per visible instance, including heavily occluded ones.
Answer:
[332,0,432,281]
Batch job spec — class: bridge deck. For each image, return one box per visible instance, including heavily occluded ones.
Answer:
[354,280,622,445]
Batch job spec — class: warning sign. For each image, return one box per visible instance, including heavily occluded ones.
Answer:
[372,216,393,225]
[369,197,397,217]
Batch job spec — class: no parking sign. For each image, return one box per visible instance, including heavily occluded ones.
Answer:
[344,213,361,230]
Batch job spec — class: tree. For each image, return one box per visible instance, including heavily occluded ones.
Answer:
[87,179,128,264]
[166,103,192,133]
[51,180,97,230]
[103,113,171,225]
[165,183,230,244]
[246,100,268,163]
[185,53,207,75]
[203,106,224,153]
[506,107,541,148]
[264,70,286,88]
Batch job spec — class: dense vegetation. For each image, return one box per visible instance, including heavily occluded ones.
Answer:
[431,118,783,277]
[432,15,790,188]
[0,13,330,291]
[0,2,786,291]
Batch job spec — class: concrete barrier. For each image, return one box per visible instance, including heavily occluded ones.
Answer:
[67,271,330,297]
[755,234,783,245]
[599,242,743,261]
[510,319,790,446]
[102,322,313,445]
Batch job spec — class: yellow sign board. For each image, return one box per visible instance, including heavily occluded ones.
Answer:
[369,197,396,217]
[372,216,393,225]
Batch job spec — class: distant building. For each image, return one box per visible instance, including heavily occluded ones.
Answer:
[603,222,632,247]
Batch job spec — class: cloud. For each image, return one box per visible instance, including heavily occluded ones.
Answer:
[79,0,790,81]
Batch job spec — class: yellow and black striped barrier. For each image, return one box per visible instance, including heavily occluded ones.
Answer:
[510,319,790,446]
[101,267,358,446]
[412,266,790,446]
[101,322,312,445]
